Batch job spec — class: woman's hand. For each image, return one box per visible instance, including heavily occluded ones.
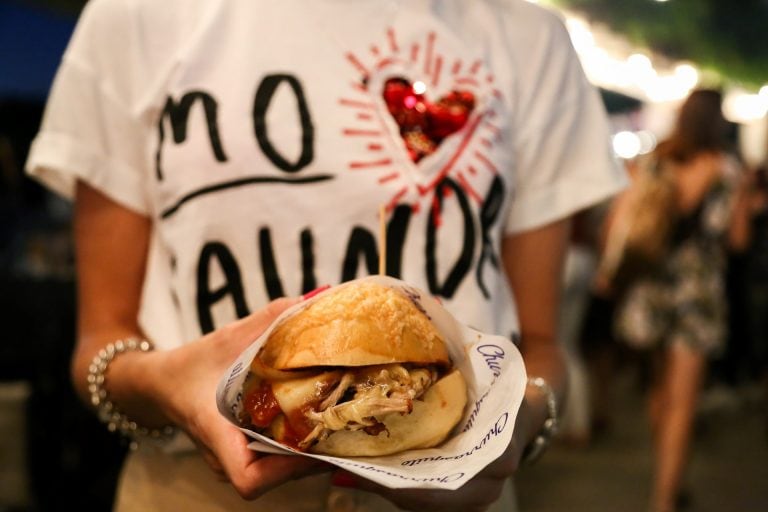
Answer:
[153,298,331,499]
[74,182,331,499]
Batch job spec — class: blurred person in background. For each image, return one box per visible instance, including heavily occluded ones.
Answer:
[600,89,758,512]
[710,136,768,418]
[731,137,768,428]
[557,204,614,446]
[575,197,628,443]
[23,1,626,511]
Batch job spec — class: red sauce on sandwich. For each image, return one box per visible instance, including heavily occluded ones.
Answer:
[244,381,281,428]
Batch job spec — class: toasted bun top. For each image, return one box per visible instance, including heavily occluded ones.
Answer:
[259,281,449,369]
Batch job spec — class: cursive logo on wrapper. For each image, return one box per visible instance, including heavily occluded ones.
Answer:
[477,343,505,377]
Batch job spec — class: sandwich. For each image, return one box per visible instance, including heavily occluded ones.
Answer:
[238,281,467,457]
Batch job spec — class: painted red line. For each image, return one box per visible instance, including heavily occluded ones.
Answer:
[349,158,393,169]
[452,59,462,75]
[357,112,374,121]
[350,81,367,93]
[470,59,482,74]
[418,113,485,196]
[480,138,493,148]
[431,193,442,227]
[375,57,399,71]
[387,186,408,212]
[432,55,443,88]
[345,52,369,76]
[387,27,399,53]
[468,165,478,176]
[457,172,483,204]
[410,43,420,63]
[484,122,501,136]
[343,129,383,136]
[454,77,479,87]
[493,89,504,100]
[474,150,499,174]
[486,74,495,84]
[425,31,436,76]
[367,143,384,151]
[378,171,400,184]
[339,98,376,109]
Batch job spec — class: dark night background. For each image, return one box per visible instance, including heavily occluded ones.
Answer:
[1,1,766,511]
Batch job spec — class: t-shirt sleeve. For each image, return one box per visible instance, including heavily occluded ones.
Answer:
[25,0,151,215]
[504,8,628,235]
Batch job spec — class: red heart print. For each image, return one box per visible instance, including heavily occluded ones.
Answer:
[382,77,475,163]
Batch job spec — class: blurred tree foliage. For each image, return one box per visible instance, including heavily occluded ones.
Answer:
[555,0,768,87]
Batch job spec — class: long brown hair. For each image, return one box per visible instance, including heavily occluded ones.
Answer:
[655,89,730,164]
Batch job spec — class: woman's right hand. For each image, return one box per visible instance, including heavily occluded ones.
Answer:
[150,298,331,499]
[74,181,330,499]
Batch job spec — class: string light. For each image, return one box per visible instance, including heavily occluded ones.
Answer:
[613,131,642,159]
[612,130,657,160]
[561,11,767,121]
[636,130,658,155]
[567,16,700,103]
[673,64,699,90]
[723,89,768,123]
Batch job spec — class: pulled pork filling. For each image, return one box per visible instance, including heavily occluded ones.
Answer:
[242,361,441,451]
[242,363,439,451]
[299,364,437,449]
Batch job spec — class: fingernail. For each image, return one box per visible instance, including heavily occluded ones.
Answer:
[302,285,331,300]
[332,470,359,488]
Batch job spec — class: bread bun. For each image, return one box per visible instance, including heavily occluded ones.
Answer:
[259,282,449,370]
[310,369,467,456]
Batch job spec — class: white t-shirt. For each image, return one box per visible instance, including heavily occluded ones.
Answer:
[27,0,625,510]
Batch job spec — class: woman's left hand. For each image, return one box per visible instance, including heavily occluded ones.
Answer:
[155,297,332,499]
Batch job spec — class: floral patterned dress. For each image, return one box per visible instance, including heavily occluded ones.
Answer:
[614,163,737,356]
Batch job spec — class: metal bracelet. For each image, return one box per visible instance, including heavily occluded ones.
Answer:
[87,338,175,449]
[521,376,559,465]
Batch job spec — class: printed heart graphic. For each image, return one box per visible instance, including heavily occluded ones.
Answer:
[382,77,476,163]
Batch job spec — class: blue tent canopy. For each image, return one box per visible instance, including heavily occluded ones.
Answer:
[0,1,77,101]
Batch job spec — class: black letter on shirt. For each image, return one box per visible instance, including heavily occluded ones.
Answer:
[259,227,317,299]
[385,204,412,279]
[476,175,504,298]
[340,204,412,281]
[197,241,249,334]
[253,74,314,172]
[426,178,475,298]
[341,227,379,281]
[156,91,228,180]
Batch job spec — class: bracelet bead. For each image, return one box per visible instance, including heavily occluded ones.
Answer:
[87,337,175,450]
[521,376,559,465]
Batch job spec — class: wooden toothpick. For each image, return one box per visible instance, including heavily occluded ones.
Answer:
[379,204,387,276]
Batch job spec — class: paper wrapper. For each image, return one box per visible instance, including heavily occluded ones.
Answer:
[216,275,527,490]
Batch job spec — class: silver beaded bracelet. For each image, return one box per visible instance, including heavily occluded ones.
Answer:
[521,376,559,465]
[87,338,175,449]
